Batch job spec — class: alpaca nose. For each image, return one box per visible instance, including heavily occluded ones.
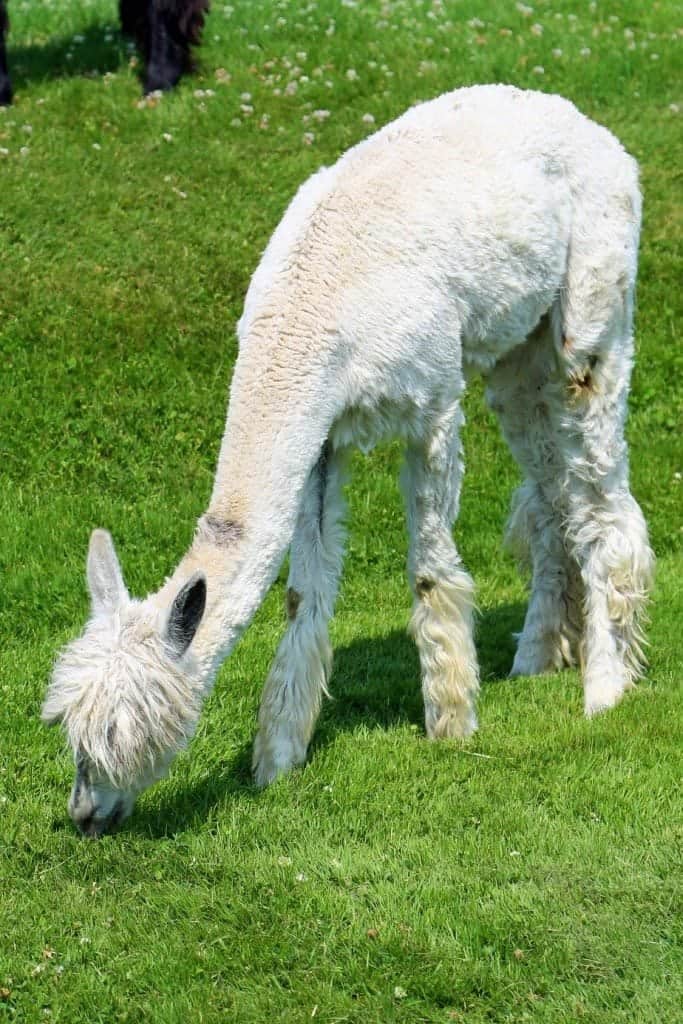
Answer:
[70,798,125,838]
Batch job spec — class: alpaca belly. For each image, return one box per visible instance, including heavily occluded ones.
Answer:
[329,398,432,453]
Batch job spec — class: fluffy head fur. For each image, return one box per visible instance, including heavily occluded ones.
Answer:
[43,530,207,834]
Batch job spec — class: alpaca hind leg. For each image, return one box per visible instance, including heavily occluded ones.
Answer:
[253,444,347,786]
[487,319,585,679]
[489,267,652,712]
[562,384,653,716]
[504,478,583,676]
[559,206,654,714]
[403,403,479,739]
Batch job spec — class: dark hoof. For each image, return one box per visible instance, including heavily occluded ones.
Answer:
[144,63,183,94]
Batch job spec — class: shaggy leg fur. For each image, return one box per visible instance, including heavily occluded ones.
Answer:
[148,0,209,94]
[119,0,209,94]
[253,445,347,786]
[505,479,584,675]
[0,1,12,106]
[403,402,479,739]
[488,227,653,714]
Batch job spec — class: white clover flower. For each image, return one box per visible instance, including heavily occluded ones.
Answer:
[240,91,252,101]
[530,23,543,36]
[580,46,591,56]
[552,48,563,58]
[92,142,101,150]
[302,131,315,145]
[346,68,358,81]
[312,109,330,121]
[162,132,173,142]
[532,65,544,74]
[284,80,298,96]
[19,146,30,156]
[361,112,375,124]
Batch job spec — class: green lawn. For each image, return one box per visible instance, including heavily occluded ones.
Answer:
[1,1,681,1021]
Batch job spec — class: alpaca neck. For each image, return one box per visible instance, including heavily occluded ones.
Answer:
[160,329,337,689]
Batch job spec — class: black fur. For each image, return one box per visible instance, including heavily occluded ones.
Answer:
[165,572,207,658]
[0,0,209,104]
[120,0,209,93]
[0,1,11,106]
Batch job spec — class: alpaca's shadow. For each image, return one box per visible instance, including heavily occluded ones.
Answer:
[6,24,129,95]
[128,601,524,837]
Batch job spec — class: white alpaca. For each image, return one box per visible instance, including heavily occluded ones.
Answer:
[43,85,654,836]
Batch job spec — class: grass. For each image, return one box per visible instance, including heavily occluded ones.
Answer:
[1,0,682,1020]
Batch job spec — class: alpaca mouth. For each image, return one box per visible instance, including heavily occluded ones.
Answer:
[78,799,126,839]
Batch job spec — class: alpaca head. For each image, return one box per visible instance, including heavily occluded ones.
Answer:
[43,530,207,837]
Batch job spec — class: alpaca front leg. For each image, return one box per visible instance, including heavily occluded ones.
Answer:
[253,445,347,786]
[252,600,332,786]
[409,570,479,738]
[403,406,479,740]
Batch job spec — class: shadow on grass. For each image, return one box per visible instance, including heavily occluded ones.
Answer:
[128,601,525,837]
[6,24,129,96]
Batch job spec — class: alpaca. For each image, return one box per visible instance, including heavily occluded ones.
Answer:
[43,85,654,837]
[119,0,210,94]
[0,0,209,105]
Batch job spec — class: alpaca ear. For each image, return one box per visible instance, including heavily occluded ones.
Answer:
[41,690,64,726]
[164,572,207,658]
[87,529,128,615]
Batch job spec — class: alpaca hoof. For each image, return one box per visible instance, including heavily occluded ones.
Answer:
[510,631,574,677]
[426,704,478,740]
[252,729,306,787]
[583,673,633,717]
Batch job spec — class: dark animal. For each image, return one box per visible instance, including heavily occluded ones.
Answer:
[0,0,209,105]
[0,1,11,105]
[119,0,210,94]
